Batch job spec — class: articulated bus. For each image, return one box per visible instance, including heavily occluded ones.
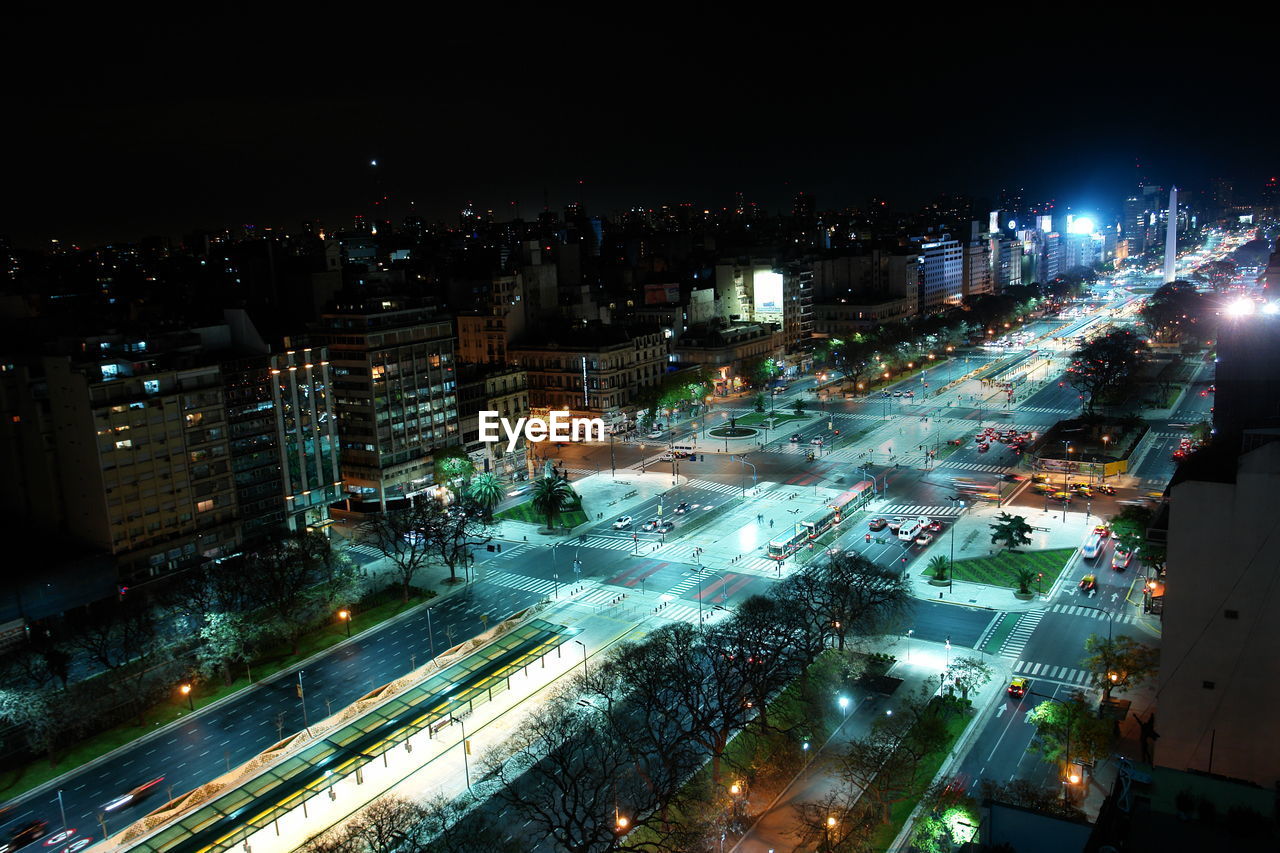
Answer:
[767,525,809,560]
[830,481,876,521]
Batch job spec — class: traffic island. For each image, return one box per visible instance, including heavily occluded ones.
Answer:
[929,548,1076,598]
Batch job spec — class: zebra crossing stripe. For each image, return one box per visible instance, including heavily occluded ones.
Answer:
[879,504,965,517]
[998,609,1045,658]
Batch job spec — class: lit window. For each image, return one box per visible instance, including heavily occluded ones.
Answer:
[197,499,215,513]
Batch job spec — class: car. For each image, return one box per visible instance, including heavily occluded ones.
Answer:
[1208,384,1215,393]
[977,443,989,453]
[658,521,675,534]
[1111,547,1135,571]
[1095,484,1116,496]
[1051,491,1073,503]
[1093,523,1111,537]
[1001,473,1025,482]
[914,532,934,546]
[507,485,529,497]
[809,437,824,446]
[904,390,914,398]
[893,391,903,397]
[674,502,690,514]
[1079,573,1097,591]
[612,516,633,529]
[647,430,664,439]
[881,391,892,398]
[1073,485,1094,498]
[659,452,674,462]
[927,520,943,533]
[790,433,801,443]
[1007,677,1029,698]
[1032,473,1049,483]
[887,518,905,534]
[1032,482,1054,494]
[0,821,47,853]
[101,777,165,813]
[868,518,888,531]
[641,518,660,532]
[1067,482,1088,491]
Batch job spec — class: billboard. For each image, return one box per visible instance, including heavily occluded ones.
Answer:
[753,271,783,314]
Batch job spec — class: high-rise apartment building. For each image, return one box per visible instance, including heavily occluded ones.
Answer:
[913,237,963,310]
[303,300,459,510]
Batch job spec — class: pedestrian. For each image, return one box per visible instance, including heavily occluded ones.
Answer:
[770,519,774,528]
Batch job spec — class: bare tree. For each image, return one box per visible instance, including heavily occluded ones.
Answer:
[818,554,911,650]
[361,505,436,601]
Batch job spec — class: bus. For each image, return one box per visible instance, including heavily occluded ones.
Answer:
[897,516,930,542]
[830,481,875,522]
[1081,528,1106,560]
[800,505,839,540]
[767,525,809,560]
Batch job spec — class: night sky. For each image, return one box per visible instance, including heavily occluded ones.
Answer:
[4,13,1270,249]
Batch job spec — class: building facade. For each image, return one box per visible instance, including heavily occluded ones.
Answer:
[508,324,667,416]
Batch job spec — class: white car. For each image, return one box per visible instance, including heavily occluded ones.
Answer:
[612,515,633,529]
[647,430,664,439]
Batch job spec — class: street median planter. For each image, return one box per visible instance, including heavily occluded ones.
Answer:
[1013,591,1035,600]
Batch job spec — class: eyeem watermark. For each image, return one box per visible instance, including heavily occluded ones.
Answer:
[478,411,606,452]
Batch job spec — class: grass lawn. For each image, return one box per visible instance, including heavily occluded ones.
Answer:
[929,548,1076,590]
[495,498,588,529]
[868,707,970,850]
[738,411,810,426]
[0,588,434,800]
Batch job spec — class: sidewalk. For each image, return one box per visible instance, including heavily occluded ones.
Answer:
[731,640,1011,852]
[885,496,1094,612]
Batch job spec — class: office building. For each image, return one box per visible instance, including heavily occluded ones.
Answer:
[303,300,459,510]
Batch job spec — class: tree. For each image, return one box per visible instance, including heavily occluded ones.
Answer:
[979,778,1085,821]
[197,612,261,685]
[467,472,504,521]
[531,474,578,531]
[1108,504,1153,555]
[1013,566,1037,596]
[417,794,525,853]
[361,504,437,601]
[1068,329,1149,414]
[989,512,1033,553]
[1082,634,1159,701]
[791,398,806,417]
[434,447,475,488]
[913,780,980,853]
[947,656,992,702]
[927,555,951,583]
[245,532,360,653]
[754,392,766,413]
[819,554,911,650]
[1026,691,1113,774]
[427,497,492,584]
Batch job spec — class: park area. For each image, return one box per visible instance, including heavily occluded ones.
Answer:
[929,547,1076,591]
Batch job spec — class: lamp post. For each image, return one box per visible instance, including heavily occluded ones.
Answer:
[56,789,67,834]
[449,713,471,792]
[179,683,194,712]
[947,496,965,592]
[338,609,351,637]
[1101,435,1110,482]
[574,639,587,678]
[906,628,913,661]
[1074,603,1115,643]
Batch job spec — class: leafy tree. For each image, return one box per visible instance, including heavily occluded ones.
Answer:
[1082,634,1160,701]
[927,555,951,583]
[754,392,766,413]
[434,446,475,486]
[1026,690,1114,774]
[531,474,579,531]
[197,612,261,685]
[989,512,1033,553]
[1068,328,1149,414]
[791,398,806,417]
[820,553,911,650]
[467,472,504,520]
[247,532,360,653]
[947,656,993,702]
[913,780,980,853]
[1108,504,1153,554]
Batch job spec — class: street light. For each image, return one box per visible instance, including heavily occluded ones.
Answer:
[574,639,587,678]
[947,496,966,591]
[906,628,913,661]
[338,609,351,637]
[449,712,471,792]
[179,683,194,712]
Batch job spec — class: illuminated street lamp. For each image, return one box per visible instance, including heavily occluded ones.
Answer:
[179,682,194,712]
[338,609,351,637]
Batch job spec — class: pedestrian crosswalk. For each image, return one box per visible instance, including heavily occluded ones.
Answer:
[581,534,645,551]
[685,478,744,497]
[666,567,715,596]
[999,609,1045,658]
[577,587,627,607]
[480,569,560,596]
[488,543,531,562]
[1048,603,1137,625]
[345,543,383,560]
[878,504,966,518]
[1015,405,1073,415]
[935,460,1017,474]
[1013,659,1094,687]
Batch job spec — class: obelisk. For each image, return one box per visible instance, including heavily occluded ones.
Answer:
[1164,187,1178,283]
